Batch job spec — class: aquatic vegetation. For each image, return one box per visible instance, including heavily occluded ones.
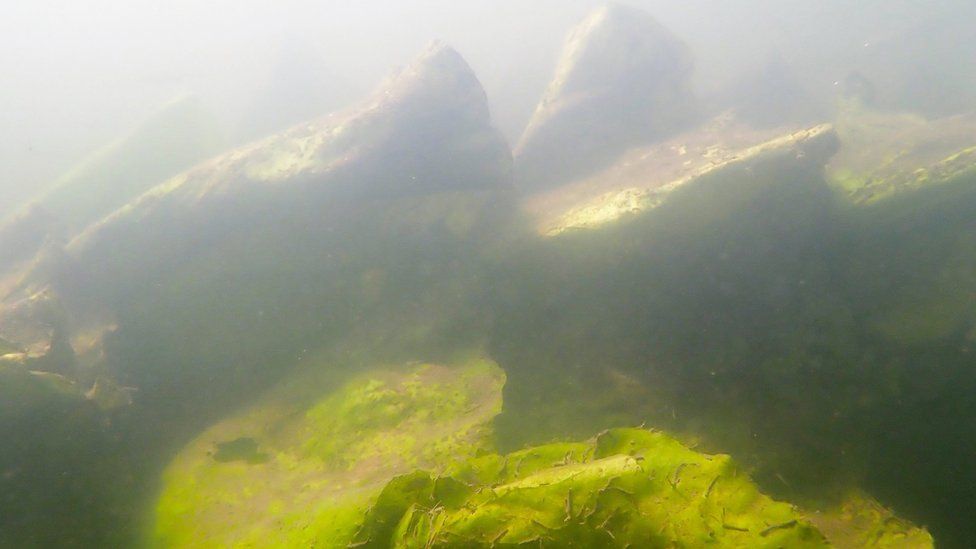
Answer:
[360,428,829,547]
[2,4,976,547]
[155,371,931,548]
[152,356,504,547]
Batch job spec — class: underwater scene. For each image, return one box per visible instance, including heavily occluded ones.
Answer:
[3,1,976,547]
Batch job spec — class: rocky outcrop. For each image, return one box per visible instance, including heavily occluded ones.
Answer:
[515,4,697,192]
[531,121,838,235]
[53,42,511,305]
[0,43,517,474]
[828,109,976,204]
[0,43,516,548]
[155,374,932,549]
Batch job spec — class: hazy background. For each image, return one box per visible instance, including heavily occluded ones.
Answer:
[2,0,974,214]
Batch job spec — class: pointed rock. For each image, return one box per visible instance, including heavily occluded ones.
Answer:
[515,4,697,191]
[55,42,511,299]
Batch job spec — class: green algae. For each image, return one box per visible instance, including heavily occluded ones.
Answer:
[346,428,928,547]
[151,355,505,548]
[153,370,932,548]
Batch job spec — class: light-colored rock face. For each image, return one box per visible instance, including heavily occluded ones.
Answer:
[524,119,838,235]
[515,4,697,192]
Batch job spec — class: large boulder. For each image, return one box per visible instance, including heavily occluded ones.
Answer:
[54,42,512,306]
[495,107,976,545]
[0,42,516,465]
[514,4,697,192]
[0,43,517,548]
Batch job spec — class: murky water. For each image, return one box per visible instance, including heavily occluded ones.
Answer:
[2,2,975,547]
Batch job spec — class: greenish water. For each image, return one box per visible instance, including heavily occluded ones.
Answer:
[2,3,976,547]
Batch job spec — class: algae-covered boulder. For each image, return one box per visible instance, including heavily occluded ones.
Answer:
[152,356,505,547]
[1,42,510,317]
[352,428,929,548]
[807,491,934,549]
[497,102,976,545]
[515,4,697,191]
[357,428,827,547]
[154,361,931,548]
[0,42,515,446]
[537,122,838,235]
[828,108,976,204]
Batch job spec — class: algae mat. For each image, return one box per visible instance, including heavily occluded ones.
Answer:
[153,356,930,548]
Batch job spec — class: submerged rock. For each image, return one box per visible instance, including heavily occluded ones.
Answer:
[56,42,511,304]
[0,42,515,429]
[534,122,838,235]
[84,376,137,412]
[515,4,697,192]
[828,109,976,204]
[153,356,505,547]
[156,382,932,549]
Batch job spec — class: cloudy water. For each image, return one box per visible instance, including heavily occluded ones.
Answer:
[2,1,976,547]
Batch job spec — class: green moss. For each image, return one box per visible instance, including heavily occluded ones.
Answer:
[151,355,504,547]
[347,428,925,547]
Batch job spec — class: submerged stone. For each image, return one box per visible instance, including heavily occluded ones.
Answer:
[152,356,505,547]
[515,4,697,192]
[535,122,838,235]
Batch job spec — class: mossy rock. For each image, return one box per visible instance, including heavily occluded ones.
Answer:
[151,355,505,547]
[350,428,930,547]
[151,359,930,547]
[355,428,826,547]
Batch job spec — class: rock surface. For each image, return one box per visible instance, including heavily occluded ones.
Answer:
[51,42,511,305]
[0,43,518,548]
[528,120,837,235]
[515,4,697,192]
